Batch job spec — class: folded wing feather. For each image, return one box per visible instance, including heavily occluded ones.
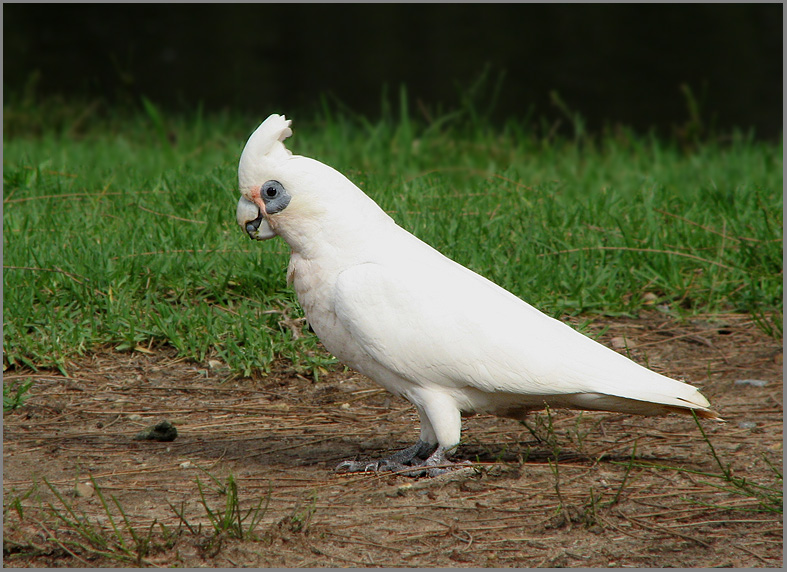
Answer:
[333,234,716,419]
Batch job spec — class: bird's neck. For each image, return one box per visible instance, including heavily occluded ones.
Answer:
[279,198,396,264]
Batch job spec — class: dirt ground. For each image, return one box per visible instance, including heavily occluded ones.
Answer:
[3,312,783,568]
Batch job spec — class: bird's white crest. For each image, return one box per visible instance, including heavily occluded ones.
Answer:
[238,114,293,193]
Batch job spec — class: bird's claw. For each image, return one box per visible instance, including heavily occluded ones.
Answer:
[334,460,372,473]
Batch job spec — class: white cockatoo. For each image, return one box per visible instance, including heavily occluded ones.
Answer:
[236,114,719,477]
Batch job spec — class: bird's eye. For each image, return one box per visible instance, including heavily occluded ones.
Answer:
[260,180,291,214]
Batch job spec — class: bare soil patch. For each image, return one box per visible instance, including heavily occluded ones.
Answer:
[3,312,783,567]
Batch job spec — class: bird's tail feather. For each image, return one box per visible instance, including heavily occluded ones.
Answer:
[566,392,722,420]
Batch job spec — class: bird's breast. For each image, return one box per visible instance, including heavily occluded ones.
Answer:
[287,253,412,396]
[288,254,336,330]
[288,254,359,360]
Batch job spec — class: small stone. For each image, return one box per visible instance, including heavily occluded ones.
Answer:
[74,482,94,498]
[179,461,194,469]
[208,359,225,370]
[133,420,178,442]
[610,336,631,349]
[641,292,658,305]
[340,403,351,410]
[734,379,769,388]
[386,483,413,498]
[738,421,757,429]
[128,414,143,421]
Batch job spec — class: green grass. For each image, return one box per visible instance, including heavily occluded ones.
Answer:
[2,95,783,377]
[39,476,167,565]
[522,408,782,516]
[3,378,34,411]
[193,470,271,540]
[1,471,273,565]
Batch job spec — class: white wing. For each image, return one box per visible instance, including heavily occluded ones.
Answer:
[333,243,713,416]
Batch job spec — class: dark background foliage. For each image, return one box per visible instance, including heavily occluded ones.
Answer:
[3,3,782,138]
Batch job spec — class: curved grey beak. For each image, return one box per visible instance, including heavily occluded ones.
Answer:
[236,196,276,240]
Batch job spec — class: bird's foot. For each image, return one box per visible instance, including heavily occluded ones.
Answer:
[335,439,434,475]
[405,447,473,477]
[334,458,412,474]
[335,442,471,478]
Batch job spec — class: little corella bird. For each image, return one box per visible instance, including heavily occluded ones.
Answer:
[236,114,719,477]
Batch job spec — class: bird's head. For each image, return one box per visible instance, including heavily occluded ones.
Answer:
[236,114,390,250]
[236,114,295,241]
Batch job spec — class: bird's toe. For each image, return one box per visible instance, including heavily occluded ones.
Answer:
[364,460,382,472]
[334,460,365,473]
